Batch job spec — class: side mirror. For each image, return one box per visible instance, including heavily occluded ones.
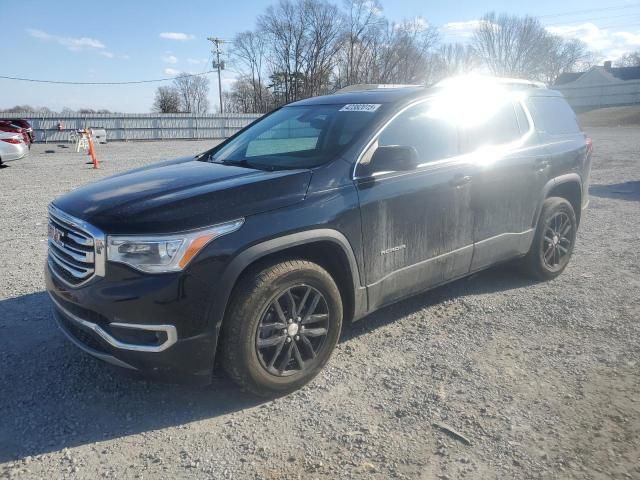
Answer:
[369,145,419,174]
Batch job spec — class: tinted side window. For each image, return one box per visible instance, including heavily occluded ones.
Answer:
[526,96,580,134]
[463,101,521,152]
[377,103,458,163]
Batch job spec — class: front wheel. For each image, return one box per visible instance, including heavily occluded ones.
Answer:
[220,259,343,396]
[522,197,577,281]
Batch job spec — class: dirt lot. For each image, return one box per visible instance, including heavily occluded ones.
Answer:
[1,130,639,479]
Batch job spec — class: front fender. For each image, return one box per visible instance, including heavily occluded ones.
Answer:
[208,228,366,333]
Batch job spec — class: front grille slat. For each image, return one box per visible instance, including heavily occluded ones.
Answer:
[49,252,93,279]
[49,240,94,264]
[48,208,98,286]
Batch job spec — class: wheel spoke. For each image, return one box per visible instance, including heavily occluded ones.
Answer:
[296,287,311,317]
[261,322,286,331]
[300,334,316,358]
[302,313,328,325]
[285,290,297,318]
[273,298,287,323]
[292,342,305,369]
[544,235,554,244]
[267,337,287,369]
[303,327,327,338]
[278,341,294,372]
[558,245,568,255]
[561,223,572,237]
[302,293,321,322]
[258,334,286,348]
[544,244,555,262]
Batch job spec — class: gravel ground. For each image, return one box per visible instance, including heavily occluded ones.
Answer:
[0,130,639,479]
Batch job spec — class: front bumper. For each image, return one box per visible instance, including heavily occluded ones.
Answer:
[45,260,219,385]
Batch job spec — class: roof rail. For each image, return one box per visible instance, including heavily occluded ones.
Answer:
[435,75,547,90]
[335,84,424,93]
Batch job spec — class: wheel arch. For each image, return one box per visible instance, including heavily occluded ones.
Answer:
[535,174,583,227]
[210,229,366,339]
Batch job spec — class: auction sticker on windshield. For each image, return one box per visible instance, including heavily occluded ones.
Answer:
[339,104,381,112]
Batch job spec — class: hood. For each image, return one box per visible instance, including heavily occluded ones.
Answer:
[53,156,312,234]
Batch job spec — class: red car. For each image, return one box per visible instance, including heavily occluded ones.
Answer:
[0,120,32,147]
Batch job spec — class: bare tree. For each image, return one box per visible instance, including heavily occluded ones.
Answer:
[224,76,274,113]
[301,0,343,97]
[541,36,588,84]
[432,43,478,82]
[231,31,268,112]
[1,105,36,113]
[616,51,640,67]
[336,0,383,87]
[473,12,590,83]
[152,86,181,113]
[473,12,551,79]
[258,0,308,103]
[374,18,439,84]
[173,74,210,113]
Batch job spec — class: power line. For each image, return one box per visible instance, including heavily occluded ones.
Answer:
[537,3,640,19]
[545,12,640,27]
[546,21,640,34]
[0,70,214,85]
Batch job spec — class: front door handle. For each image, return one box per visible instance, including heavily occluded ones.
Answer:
[450,175,472,187]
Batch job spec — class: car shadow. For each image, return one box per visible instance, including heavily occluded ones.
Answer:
[0,265,533,462]
[589,181,640,202]
[341,263,533,342]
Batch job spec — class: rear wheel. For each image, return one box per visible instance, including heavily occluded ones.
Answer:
[220,259,343,396]
[522,197,577,281]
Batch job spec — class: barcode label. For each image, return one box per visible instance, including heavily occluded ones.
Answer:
[339,104,381,112]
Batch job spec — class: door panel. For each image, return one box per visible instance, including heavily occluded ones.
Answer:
[466,100,549,270]
[357,162,474,310]
[354,100,479,310]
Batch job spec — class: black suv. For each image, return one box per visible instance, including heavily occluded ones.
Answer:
[46,78,592,395]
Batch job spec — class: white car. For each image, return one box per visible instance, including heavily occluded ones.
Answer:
[0,132,28,165]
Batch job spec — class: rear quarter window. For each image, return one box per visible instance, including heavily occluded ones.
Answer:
[526,96,580,135]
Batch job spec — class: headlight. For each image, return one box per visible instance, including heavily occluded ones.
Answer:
[106,218,244,273]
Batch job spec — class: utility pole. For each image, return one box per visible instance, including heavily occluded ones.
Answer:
[207,37,225,114]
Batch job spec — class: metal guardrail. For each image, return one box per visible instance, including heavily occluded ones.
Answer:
[1,112,263,143]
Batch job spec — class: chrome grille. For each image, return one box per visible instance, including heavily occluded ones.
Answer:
[48,205,105,286]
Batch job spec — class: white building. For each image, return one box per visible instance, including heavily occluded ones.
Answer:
[554,61,640,112]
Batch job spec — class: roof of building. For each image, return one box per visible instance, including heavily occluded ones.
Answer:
[554,72,583,85]
[555,65,640,85]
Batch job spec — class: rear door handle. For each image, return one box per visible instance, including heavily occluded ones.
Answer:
[450,175,472,187]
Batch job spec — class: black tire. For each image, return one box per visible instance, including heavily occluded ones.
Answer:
[522,197,577,281]
[220,259,343,396]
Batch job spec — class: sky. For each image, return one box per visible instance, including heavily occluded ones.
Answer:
[1,0,639,113]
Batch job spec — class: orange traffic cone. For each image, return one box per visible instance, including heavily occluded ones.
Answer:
[85,129,99,169]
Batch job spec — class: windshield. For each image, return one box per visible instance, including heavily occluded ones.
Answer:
[208,104,385,170]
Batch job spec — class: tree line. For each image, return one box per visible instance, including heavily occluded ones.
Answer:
[213,1,631,114]
[4,0,640,115]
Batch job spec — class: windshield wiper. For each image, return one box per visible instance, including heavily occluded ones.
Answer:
[213,158,278,171]
[213,158,251,167]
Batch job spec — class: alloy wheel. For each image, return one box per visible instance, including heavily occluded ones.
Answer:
[255,285,330,376]
[542,211,573,270]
